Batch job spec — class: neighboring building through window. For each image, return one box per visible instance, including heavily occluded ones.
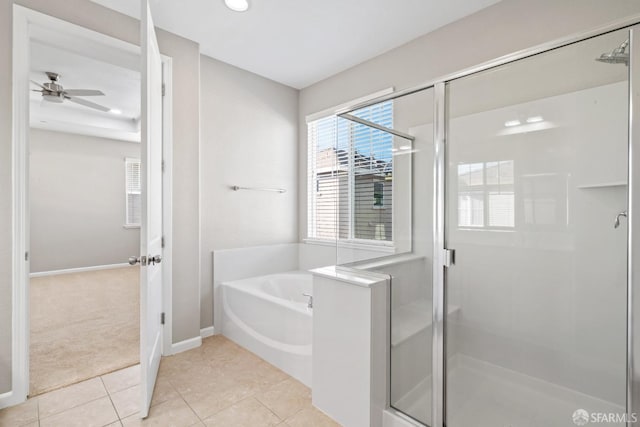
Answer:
[125,158,142,227]
[307,101,394,243]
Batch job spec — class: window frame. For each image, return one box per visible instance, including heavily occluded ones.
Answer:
[307,102,395,247]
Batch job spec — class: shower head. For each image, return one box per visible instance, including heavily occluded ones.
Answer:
[596,39,629,65]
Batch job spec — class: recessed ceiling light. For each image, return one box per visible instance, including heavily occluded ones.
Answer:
[110,109,122,115]
[224,0,249,12]
[504,120,521,127]
[526,116,544,123]
[399,145,411,150]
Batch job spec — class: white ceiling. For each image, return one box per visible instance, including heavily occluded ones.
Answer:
[29,13,142,142]
[90,0,502,89]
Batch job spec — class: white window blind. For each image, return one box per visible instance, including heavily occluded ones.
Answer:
[457,160,514,229]
[307,101,393,242]
[125,158,142,227]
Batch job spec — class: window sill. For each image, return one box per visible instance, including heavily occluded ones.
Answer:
[304,238,395,253]
[457,227,515,232]
[123,224,141,229]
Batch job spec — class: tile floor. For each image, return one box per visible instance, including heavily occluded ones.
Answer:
[0,335,341,427]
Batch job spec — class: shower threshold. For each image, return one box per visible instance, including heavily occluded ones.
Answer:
[393,355,624,427]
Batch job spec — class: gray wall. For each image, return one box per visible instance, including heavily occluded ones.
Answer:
[199,55,299,329]
[29,129,140,273]
[0,0,202,395]
[298,0,640,241]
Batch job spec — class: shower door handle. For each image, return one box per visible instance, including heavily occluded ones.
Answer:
[614,211,627,229]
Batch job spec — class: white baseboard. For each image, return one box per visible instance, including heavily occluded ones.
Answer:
[30,263,132,278]
[171,335,202,355]
[200,326,215,338]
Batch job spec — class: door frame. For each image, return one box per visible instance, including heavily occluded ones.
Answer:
[4,5,174,407]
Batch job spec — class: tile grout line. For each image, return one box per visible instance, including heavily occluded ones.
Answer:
[252,395,285,423]
[161,338,307,425]
[100,376,122,424]
[167,384,204,423]
[37,393,107,423]
[258,374,316,425]
[254,390,311,425]
[34,366,139,423]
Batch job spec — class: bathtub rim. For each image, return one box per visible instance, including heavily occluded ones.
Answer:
[220,270,313,317]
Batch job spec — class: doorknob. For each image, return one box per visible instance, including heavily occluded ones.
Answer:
[128,256,147,266]
[149,255,162,265]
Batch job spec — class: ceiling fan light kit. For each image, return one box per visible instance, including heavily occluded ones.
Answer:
[31,71,112,112]
[224,0,249,12]
[42,92,64,103]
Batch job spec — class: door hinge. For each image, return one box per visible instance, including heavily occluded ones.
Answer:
[161,236,165,248]
[25,251,29,261]
[161,312,165,325]
[161,160,165,172]
[162,83,166,97]
[443,249,455,267]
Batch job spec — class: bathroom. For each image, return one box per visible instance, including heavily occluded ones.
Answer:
[2,1,640,426]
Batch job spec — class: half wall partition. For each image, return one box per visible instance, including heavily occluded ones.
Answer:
[336,22,640,427]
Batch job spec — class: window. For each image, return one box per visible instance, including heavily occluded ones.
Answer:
[457,160,514,229]
[125,158,141,227]
[373,182,384,207]
[307,101,394,243]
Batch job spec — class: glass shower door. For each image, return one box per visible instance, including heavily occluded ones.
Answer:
[445,29,630,427]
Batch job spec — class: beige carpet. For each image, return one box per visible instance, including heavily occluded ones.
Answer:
[30,266,140,396]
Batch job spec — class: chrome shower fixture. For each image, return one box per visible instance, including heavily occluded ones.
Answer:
[596,39,629,65]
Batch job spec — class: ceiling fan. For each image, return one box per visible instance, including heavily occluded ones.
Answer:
[31,71,111,112]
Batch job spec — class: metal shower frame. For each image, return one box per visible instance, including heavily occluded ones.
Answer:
[337,15,640,427]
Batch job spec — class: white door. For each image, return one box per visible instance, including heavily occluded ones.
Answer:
[139,0,163,418]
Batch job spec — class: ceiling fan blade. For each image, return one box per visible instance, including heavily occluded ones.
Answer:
[66,96,110,112]
[63,89,105,97]
[30,80,47,90]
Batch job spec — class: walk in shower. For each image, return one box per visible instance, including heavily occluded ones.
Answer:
[334,23,640,427]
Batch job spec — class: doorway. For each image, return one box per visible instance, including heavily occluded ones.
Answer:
[26,14,143,397]
[10,5,173,409]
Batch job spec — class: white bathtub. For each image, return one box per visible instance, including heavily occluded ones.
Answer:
[221,271,313,386]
